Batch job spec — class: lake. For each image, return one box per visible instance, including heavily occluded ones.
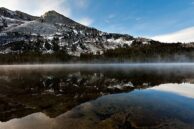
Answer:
[0,63,194,129]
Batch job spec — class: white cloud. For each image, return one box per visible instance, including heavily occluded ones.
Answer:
[0,0,71,16]
[78,17,93,26]
[75,0,88,8]
[108,14,116,19]
[105,14,116,24]
[151,27,194,43]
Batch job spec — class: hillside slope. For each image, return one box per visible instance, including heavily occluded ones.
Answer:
[0,7,194,63]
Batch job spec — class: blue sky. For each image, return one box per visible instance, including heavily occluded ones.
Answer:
[68,0,194,37]
[1,0,194,42]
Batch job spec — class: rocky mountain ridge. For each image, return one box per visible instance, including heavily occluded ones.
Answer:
[1,7,194,64]
[0,7,152,56]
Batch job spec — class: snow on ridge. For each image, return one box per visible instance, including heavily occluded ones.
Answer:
[0,9,138,57]
[107,38,133,46]
[6,21,57,35]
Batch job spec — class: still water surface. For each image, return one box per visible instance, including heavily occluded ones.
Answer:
[0,63,194,129]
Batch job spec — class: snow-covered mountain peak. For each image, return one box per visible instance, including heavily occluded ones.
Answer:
[0,7,16,16]
[42,10,63,19]
[40,10,79,26]
[0,7,38,21]
[0,7,140,56]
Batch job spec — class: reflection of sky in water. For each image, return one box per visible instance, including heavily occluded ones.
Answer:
[150,83,194,99]
[1,83,194,129]
[1,63,194,129]
[0,113,53,129]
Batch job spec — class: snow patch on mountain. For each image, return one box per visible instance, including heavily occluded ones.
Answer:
[0,8,153,57]
[107,38,133,46]
[7,21,58,35]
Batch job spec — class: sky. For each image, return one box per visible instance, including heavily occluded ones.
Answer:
[1,0,194,42]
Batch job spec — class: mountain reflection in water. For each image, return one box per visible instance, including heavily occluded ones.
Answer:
[0,64,194,129]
